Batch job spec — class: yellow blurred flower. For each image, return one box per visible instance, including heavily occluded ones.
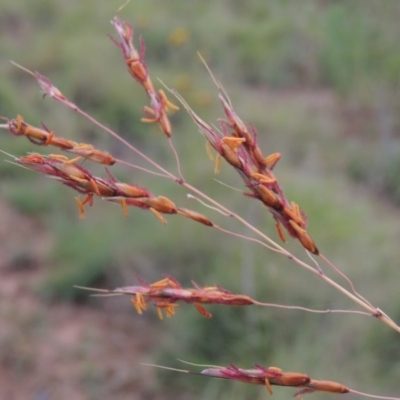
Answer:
[175,74,193,91]
[168,27,189,47]
[193,91,213,107]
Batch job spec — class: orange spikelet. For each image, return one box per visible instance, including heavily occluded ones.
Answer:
[221,143,242,169]
[255,185,283,210]
[271,371,311,387]
[307,379,349,393]
[68,144,116,165]
[296,379,350,396]
[126,57,150,88]
[283,202,305,227]
[6,115,75,149]
[177,208,213,226]
[288,220,319,255]
[115,182,151,198]
[252,145,267,168]
[264,152,281,169]
[139,196,177,214]
[249,170,276,184]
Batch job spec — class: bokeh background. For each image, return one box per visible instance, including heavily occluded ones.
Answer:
[1,1,400,399]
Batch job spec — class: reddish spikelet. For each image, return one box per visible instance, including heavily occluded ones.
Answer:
[295,379,350,396]
[65,144,115,165]
[201,363,310,395]
[81,276,254,319]
[35,71,68,101]
[4,115,115,165]
[173,96,247,172]
[17,154,92,183]
[28,68,77,109]
[141,90,178,137]
[110,17,152,91]
[110,16,178,137]
[16,152,177,220]
[283,202,307,228]
[5,115,72,148]
[113,182,151,198]
[201,364,278,385]
[120,195,178,218]
[9,62,81,114]
[218,93,268,172]
[217,90,285,181]
[17,153,102,218]
[16,153,156,218]
[218,93,253,145]
[106,195,213,226]
[161,286,254,307]
[288,220,319,255]
[147,360,352,398]
[173,87,318,253]
[251,183,283,211]
[220,137,246,169]
[177,208,214,227]
[139,195,176,213]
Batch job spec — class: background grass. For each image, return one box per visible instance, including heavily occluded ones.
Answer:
[1,1,400,399]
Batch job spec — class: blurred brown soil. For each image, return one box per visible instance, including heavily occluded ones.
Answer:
[0,200,159,400]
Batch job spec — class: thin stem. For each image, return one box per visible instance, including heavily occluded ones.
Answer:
[213,224,285,254]
[319,253,374,308]
[115,158,170,179]
[168,137,184,180]
[252,300,371,316]
[186,194,232,217]
[349,389,400,400]
[318,273,400,332]
[181,182,400,333]
[73,107,176,180]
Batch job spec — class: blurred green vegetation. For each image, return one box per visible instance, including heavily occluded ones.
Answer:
[1,0,400,399]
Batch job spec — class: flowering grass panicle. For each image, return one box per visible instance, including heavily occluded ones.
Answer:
[76,276,254,319]
[11,151,213,226]
[171,85,318,254]
[144,361,353,398]
[110,16,179,138]
[2,13,400,400]
[0,114,115,165]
